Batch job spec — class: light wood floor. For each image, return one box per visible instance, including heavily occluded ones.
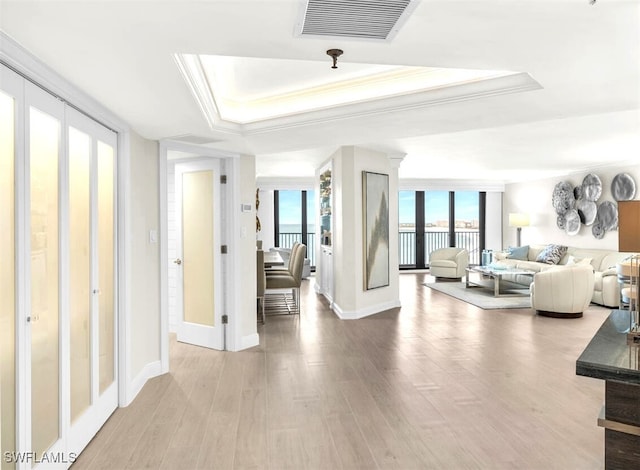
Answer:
[73,273,610,469]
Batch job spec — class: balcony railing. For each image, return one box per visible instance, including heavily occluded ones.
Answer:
[399,230,480,266]
[279,230,479,269]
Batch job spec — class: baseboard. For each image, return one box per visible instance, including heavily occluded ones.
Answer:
[238,333,260,351]
[126,360,163,406]
[333,299,401,320]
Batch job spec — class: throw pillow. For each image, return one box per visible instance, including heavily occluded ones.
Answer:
[507,245,529,261]
[536,244,568,265]
[566,255,593,266]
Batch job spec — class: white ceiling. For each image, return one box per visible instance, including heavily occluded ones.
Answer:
[1,0,638,184]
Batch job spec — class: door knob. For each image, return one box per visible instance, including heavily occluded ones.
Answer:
[173,258,182,265]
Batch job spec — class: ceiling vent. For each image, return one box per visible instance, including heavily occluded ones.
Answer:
[298,0,418,41]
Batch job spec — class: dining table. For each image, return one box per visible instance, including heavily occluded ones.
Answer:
[263,250,285,268]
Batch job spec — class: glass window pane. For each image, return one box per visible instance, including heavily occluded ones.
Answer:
[0,90,16,470]
[398,191,416,266]
[30,106,60,456]
[277,190,301,248]
[69,127,91,419]
[455,191,480,265]
[425,191,449,264]
[98,141,115,394]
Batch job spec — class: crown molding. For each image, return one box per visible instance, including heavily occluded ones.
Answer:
[175,51,542,139]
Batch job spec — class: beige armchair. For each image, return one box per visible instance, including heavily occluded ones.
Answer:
[530,264,595,318]
[266,244,306,315]
[429,247,469,280]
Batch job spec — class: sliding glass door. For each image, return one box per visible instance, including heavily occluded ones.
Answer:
[399,189,484,269]
[274,190,316,266]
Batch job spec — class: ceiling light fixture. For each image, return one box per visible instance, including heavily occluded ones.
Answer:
[326,49,343,69]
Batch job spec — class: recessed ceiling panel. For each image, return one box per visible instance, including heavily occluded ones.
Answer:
[299,0,417,40]
[175,53,528,126]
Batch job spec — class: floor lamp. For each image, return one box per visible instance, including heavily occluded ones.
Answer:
[508,213,530,247]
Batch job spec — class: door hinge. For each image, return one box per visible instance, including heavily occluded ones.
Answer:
[220,175,227,184]
[222,314,228,324]
[221,245,228,254]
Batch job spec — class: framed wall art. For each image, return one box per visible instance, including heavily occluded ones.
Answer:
[362,171,389,290]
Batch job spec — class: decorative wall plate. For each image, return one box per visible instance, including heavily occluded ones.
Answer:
[612,173,636,201]
[565,209,581,236]
[576,199,597,225]
[596,200,618,232]
[582,173,603,202]
[552,181,575,215]
[592,222,605,240]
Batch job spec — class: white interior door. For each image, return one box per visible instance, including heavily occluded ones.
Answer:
[175,160,224,350]
[0,64,118,469]
[64,108,118,460]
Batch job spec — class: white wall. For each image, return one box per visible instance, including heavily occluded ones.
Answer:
[237,154,259,349]
[504,164,640,250]
[128,132,161,380]
[485,191,503,252]
[332,146,401,318]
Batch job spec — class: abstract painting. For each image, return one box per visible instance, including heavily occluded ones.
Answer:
[363,171,389,290]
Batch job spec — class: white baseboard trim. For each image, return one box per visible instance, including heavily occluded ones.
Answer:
[126,360,163,406]
[237,333,260,351]
[333,299,401,320]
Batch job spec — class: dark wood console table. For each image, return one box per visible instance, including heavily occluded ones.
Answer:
[576,309,640,468]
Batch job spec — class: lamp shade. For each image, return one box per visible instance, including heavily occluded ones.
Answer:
[509,213,530,228]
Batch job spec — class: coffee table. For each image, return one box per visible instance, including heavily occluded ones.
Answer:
[465,265,535,297]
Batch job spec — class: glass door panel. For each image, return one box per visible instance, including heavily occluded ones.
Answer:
[425,191,450,264]
[97,141,115,394]
[69,127,92,422]
[0,89,16,470]
[454,191,480,265]
[399,191,416,266]
[278,190,302,248]
[182,170,215,327]
[29,106,61,456]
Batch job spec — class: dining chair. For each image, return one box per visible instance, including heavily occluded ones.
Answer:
[266,243,306,315]
[266,242,300,276]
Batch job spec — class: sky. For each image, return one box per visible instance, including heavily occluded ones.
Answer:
[279,189,479,226]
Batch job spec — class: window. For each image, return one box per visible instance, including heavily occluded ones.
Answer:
[274,190,316,267]
[399,190,485,268]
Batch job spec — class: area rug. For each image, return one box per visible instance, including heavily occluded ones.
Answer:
[424,281,532,310]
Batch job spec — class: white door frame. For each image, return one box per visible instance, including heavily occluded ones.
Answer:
[159,141,241,369]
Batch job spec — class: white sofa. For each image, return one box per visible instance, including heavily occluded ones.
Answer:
[493,244,636,308]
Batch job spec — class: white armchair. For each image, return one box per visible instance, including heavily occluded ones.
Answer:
[530,264,595,318]
[429,248,469,280]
